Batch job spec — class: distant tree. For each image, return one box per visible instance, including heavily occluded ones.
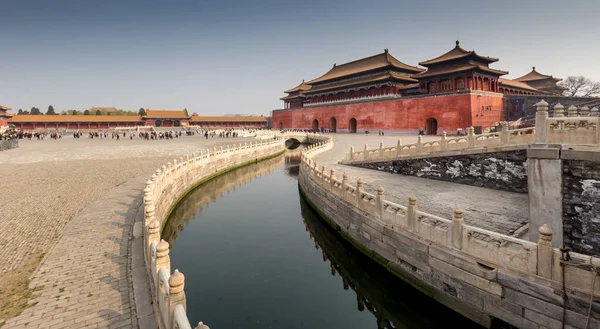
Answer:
[96,110,102,115]
[84,110,90,115]
[30,107,41,115]
[23,110,30,114]
[559,76,600,97]
[47,105,56,115]
[17,109,23,114]
[138,108,146,116]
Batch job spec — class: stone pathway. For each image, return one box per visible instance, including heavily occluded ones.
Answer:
[3,175,147,329]
[0,136,251,327]
[312,134,529,236]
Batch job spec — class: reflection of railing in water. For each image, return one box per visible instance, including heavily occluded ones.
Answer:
[299,197,483,329]
[163,154,286,244]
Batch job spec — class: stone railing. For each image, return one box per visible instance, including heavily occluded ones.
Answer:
[0,139,18,151]
[342,125,535,163]
[343,99,600,164]
[299,136,600,329]
[143,138,286,329]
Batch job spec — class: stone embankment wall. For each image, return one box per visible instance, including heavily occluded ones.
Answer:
[352,148,528,193]
[0,139,18,151]
[143,138,287,329]
[299,137,600,329]
[562,157,600,256]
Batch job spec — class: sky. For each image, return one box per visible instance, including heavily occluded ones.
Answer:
[0,0,598,116]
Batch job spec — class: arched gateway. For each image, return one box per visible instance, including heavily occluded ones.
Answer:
[425,118,438,135]
[329,117,337,132]
[349,118,357,133]
[312,119,319,131]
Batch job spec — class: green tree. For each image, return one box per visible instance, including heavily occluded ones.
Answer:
[138,108,146,116]
[95,110,102,115]
[47,105,56,115]
[84,110,90,115]
[17,109,23,114]
[31,107,41,115]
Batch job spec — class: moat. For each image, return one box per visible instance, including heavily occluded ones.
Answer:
[163,150,483,329]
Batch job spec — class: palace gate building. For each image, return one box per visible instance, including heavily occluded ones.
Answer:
[273,41,567,134]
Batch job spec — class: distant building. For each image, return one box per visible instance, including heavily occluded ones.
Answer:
[0,105,12,120]
[8,108,267,130]
[273,41,572,134]
[515,67,564,95]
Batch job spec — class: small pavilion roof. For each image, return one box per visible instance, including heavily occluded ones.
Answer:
[189,116,267,123]
[416,62,508,79]
[145,109,189,119]
[515,67,562,82]
[284,80,312,93]
[498,78,541,92]
[0,105,11,111]
[307,50,424,85]
[305,71,417,94]
[9,115,142,123]
[419,40,498,66]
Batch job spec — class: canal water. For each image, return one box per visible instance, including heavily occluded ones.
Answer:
[164,150,484,329]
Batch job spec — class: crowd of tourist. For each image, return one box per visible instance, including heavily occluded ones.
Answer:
[3,127,266,142]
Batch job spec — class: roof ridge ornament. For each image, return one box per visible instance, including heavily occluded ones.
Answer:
[456,40,460,47]
[532,66,536,71]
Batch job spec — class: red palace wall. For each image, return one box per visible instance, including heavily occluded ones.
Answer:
[273,92,505,134]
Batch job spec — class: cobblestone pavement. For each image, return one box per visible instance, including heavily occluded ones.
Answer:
[0,135,252,327]
[312,133,529,236]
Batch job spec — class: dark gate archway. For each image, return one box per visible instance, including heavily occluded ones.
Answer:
[155,120,162,127]
[174,120,181,127]
[329,117,337,132]
[425,118,438,135]
[349,118,357,133]
[312,119,319,131]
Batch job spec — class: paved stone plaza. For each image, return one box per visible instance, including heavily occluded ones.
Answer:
[0,135,251,328]
[0,132,529,328]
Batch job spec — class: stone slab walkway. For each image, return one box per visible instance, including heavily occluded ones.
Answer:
[312,134,529,236]
[3,174,148,329]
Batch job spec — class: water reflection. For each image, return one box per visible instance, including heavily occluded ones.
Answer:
[164,148,483,329]
[163,154,286,244]
[299,193,483,329]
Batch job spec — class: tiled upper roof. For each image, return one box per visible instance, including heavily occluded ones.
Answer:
[0,105,11,111]
[515,67,561,82]
[306,71,417,94]
[419,41,498,66]
[145,109,189,119]
[307,50,424,85]
[284,80,312,93]
[415,63,508,79]
[498,78,541,92]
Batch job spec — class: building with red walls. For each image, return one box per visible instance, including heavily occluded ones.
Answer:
[8,109,267,131]
[273,41,561,134]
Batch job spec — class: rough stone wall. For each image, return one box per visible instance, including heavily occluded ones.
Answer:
[0,139,18,151]
[298,164,600,329]
[351,150,528,193]
[563,159,600,256]
[273,92,490,133]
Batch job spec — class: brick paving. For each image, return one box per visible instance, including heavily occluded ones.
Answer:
[0,135,251,328]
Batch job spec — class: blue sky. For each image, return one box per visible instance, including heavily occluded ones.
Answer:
[0,0,598,115]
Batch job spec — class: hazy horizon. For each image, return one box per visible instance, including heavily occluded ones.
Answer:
[1,0,599,115]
